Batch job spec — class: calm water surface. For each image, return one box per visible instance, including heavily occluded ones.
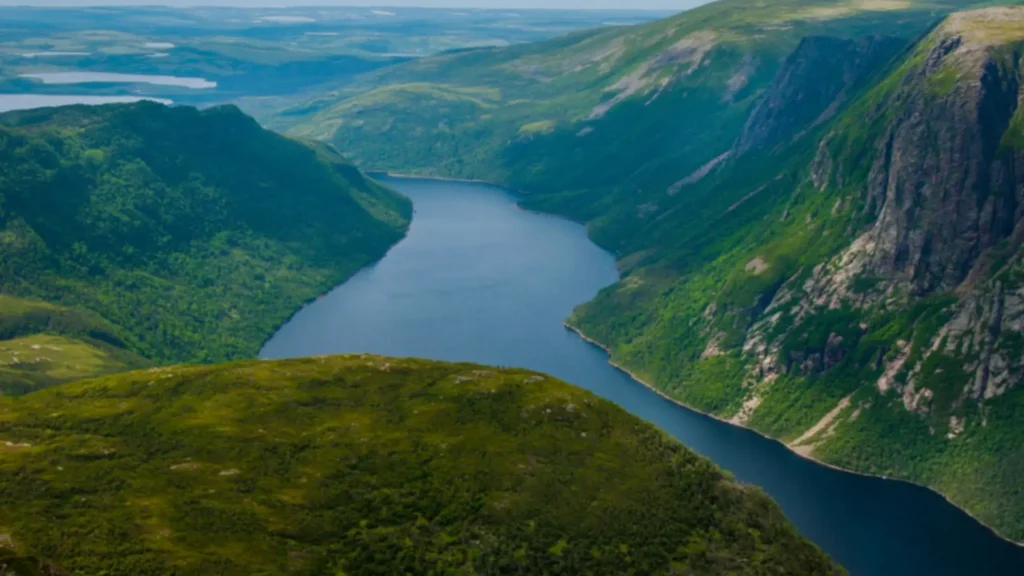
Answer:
[262,177,1024,576]
[21,72,215,89]
[0,94,172,113]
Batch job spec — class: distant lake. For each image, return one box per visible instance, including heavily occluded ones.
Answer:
[20,72,216,89]
[20,51,90,58]
[263,177,1024,576]
[0,94,172,113]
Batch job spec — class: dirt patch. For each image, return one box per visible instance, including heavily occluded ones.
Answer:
[745,257,769,275]
[170,462,201,471]
[729,394,762,425]
[1,441,31,452]
[790,394,853,446]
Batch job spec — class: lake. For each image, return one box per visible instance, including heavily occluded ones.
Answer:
[261,176,1024,576]
[20,72,216,89]
[0,94,172,113]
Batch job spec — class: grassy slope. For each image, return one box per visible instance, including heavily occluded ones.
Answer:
[0,102,411,391]
[280,0,973,234]
[0,355,843,575]
[0,294,149,396]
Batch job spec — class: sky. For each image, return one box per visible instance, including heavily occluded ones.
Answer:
[0,0,698,10]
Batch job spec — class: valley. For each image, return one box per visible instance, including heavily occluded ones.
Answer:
[269,0,1024,546]
[1,0,1023,573]
[262,176,1024,575]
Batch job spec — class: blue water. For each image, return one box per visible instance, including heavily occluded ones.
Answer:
[0,94,172,113]
[262,177,1024,576]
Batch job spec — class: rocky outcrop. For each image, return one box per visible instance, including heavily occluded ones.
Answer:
[815,12,1024,295]
[733,35,906,156]
[738,8,1024,430]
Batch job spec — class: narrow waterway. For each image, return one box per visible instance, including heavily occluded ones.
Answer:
[261,176,1024,576]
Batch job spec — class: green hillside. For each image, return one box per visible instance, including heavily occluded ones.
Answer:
[0,355,843,575]
[0,102,411,392]
[273,0,1024,541]
[275,0,971,234]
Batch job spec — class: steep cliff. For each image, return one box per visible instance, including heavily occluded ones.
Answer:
[733,34,907,156]
[700,7,1024,539]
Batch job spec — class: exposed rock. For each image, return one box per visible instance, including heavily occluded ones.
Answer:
[701,332,726,359]
[947,415,966,439]
[790,394,853,447]
[734,11,1024,446]
[876,340,909,393]
[815,13,1024,295]
[730,394,762,425]
[667,150,732,194]
[588,30,717,119]
[734,35,906,156]
[745,257,769,275]
[723,54,760,102]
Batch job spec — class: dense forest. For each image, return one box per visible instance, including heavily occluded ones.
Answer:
[0,102,411,392]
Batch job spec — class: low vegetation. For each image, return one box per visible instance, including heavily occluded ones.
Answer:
[0,355,843,575]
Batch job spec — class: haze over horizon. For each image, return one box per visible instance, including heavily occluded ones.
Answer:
[0,0,699,10]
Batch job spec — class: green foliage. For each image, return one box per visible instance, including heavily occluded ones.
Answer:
[671,353,751,417]
[1002,104,1024,149]
[0,356,843,575]
[747,373,848,440]
[0,334,144,397]
[817,387,1024,541]
[0,102,410,373]
[0,295,148,395]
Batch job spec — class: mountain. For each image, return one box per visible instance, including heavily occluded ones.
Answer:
[271,0,1024,541]
[0,355,843,575]
[0,102,411,393]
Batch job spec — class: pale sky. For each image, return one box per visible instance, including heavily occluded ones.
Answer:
[0,0,700,10]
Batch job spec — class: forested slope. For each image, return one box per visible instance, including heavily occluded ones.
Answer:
[0,102,410,392]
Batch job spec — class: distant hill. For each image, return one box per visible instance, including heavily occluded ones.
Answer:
[0,355,843,575]
[0,102,410,392]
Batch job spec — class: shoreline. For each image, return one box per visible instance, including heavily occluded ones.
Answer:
[256,225,413,356]
[562,322,1024,549]
[275,170,1024,550]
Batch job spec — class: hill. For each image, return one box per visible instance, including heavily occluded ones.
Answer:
[0,102,411,392]
[271,0,1024,541]
[0,355,843,575]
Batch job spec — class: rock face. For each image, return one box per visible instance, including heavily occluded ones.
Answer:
[756,9,1024,396]
[815,12,1024,295]
[734,35,906,156]
[708,8,1024,539]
